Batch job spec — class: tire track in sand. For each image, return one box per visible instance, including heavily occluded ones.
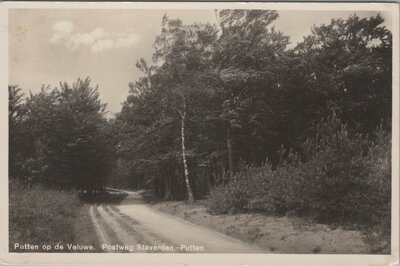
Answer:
[104,205,181,253]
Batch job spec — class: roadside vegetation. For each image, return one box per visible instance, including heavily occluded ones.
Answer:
[206,114,391,252]
[9,78,112,251]
[8,180,116,252]
[9,180,80,251]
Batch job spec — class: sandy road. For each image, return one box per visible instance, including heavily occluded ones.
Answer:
[89,190,265,253]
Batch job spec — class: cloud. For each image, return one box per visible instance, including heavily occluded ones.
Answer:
[89,33,141,53]
[49,21,140,53]
[90,27,106,39]
[91,39,115,53]
[53,20,74,33]
[49,20,74,43]
[67,33,96,48]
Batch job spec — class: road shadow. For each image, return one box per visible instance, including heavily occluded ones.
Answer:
[137,190,161,204]
[79,191,128,204]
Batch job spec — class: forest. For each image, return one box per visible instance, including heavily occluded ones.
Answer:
[9,10,392,236]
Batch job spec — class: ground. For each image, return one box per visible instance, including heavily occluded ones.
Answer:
[86,190,264,253]
[151,199,370,254]
[79,189,375,254]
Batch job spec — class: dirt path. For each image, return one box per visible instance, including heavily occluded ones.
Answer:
[89,190,265,253]
[153,201,370,254]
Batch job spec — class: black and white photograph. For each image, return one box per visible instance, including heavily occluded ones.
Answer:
[1,1,399,265]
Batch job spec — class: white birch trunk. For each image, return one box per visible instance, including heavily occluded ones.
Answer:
[180,107,194,202]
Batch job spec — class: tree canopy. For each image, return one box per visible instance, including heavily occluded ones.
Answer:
[110,11,392,201]
[8,11,392,202]
[9,78,112,192]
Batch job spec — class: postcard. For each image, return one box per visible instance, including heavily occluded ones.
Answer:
[0,1,398,265]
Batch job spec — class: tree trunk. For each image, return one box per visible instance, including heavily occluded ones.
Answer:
[180,110,194,203]
[163,170,172,200]
[227,123,234,178]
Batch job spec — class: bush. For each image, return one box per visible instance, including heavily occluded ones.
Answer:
[207,113,391,230]
[9,180,81,250]
[359,126,391,245]
[207,164,274,214]
[206,184,241,214]
[293,115,390,226]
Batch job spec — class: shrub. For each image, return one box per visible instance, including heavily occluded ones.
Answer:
[359,126,391,243]
[207,164,274,214]
[293,115,390,226]
[206,184,241,214]
[207,113,391,231]
[9,180,81,250]
[292,114,370,221]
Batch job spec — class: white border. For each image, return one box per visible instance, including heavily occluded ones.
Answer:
[0,2,398,265]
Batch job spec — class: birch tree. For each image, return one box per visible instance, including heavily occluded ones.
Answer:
[153,15,218,202]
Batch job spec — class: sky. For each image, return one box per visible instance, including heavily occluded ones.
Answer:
[9,9,392,116]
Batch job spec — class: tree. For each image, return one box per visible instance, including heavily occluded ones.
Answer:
[213,10,291,167]
[152,15,218,202]
[16,78,111,191]
[115,58,182,198]
[9,85,33,181]
[294,14,392,136]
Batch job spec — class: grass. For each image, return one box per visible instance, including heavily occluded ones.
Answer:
[9,180,133,253]
[9,180,122,253]
[9,181,81,252]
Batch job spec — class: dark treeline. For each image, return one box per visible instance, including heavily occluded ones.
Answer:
[9,10,391,228]
[111,10,391,205]
[9,78,113,193]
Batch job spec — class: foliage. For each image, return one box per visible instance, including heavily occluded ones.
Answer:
[294,14,392,135]
[207,113,391,233]
[9,78,112,191]
[9,85,33,180]
[112,12,391,205]
[9,180,81,249]
[207,164,274,214]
